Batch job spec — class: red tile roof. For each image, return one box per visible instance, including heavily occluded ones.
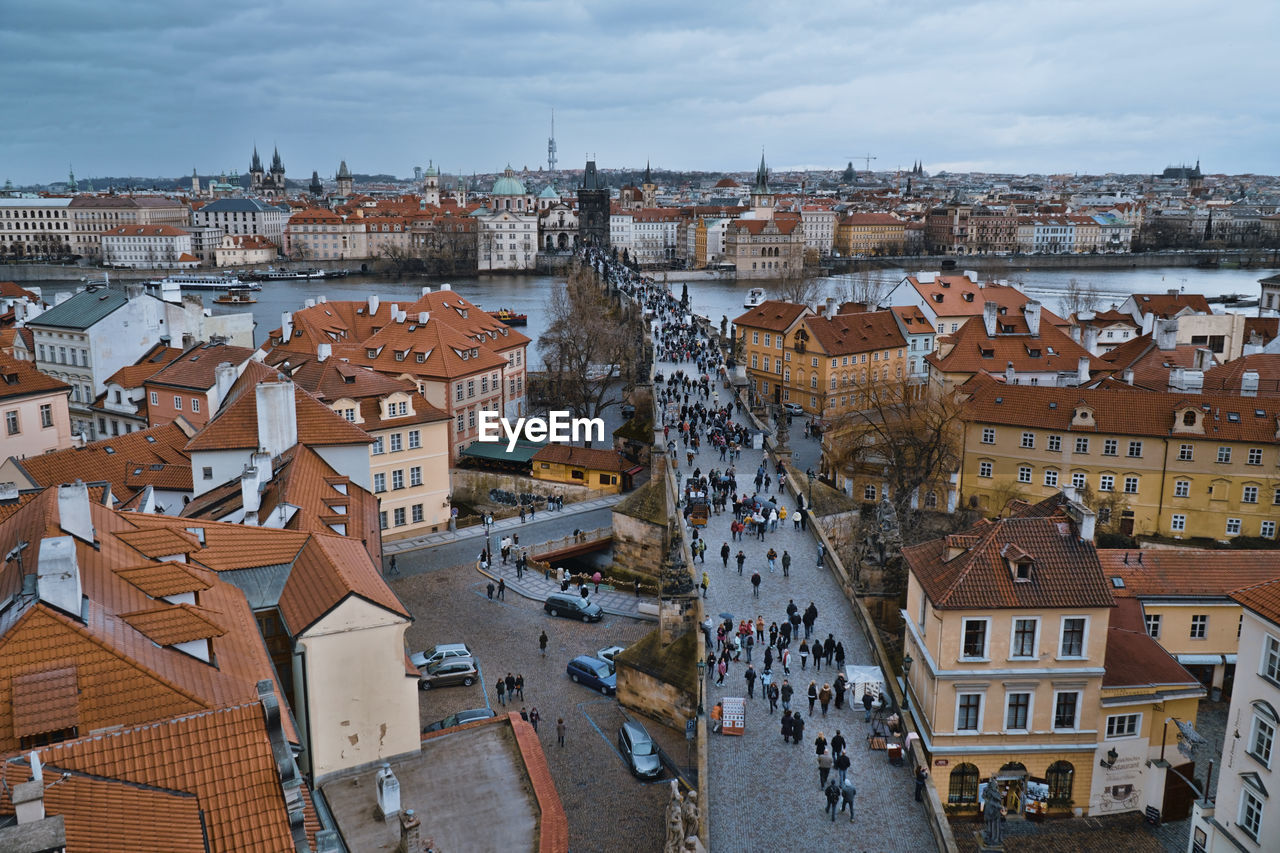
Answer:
[1128,292,1212,318]
[1098,550,1280,598]
[9,422,194,500]
[144,340,255,391]
[930,315,1102,377]
[532,443,626,472]
[1203,354,1280,397]
[277,533,410,635]
[1231,576,1280,626]
[733,301,811,332]
[185,377,371,451]
[0,350,71,402]
[804,310,905,356]
[1103,599,1202,689]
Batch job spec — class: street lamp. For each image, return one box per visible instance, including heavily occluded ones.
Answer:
[483,513,494,565]
[807,468,815,508]
[901,653,914,712]
[696,659,707,717]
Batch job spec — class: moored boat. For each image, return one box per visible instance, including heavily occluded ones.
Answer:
[743,287,766,308]
[491,308,528,326]
[149,273,258,291]
[213,287,258,304]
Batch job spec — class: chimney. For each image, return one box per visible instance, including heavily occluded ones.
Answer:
[181,332,196,349]
[1024,300,1041,337]
[376,763,402,819]
[0,482,19,501]
[12,777,45,826]
[281,311,293,341]
[417,311,429,324]
[391,303,401,322]
[318,295,327,304]
[213,362,237,410]
[1122,368,1134,385]
[441,283,452,291]
[1077,356,1090,385]
[255,380,297,458]
[397,810,421,853]
[983,301,999,337]
[125,283,144,300]
[1070,325,1081,343]
[1082,324,1099,355]
[1156,319,1178,351]
[37,536,83,617]
[1193,348,1214,370]
[825,296,836,316]
[1141,312,1155,335]
[304,298,316,309]
[57,481,93,542]
[1242,370,1260,396]
[1004,362,1015,384]
[241,452,271,523]
[421,286,432,296]
[368,294,380,316]
[1077,504,1097,542]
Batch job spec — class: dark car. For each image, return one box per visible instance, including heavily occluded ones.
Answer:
[422,707,496,733]
[545,592,604,623]
[617,720,662,778]
[567,655,617,695]
[419,658,478,690]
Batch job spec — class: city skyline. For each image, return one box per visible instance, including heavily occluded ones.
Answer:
[3,0,1278,184]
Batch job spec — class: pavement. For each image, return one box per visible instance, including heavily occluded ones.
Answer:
[652,354,937,852]
[478,553,659,621]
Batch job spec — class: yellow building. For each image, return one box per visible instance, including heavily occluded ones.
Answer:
[733,300,811,408]
[531,443,627,494]
[834,212,906,257]
[958,378,1280,542]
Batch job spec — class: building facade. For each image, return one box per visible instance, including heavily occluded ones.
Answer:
[100,224,196,268]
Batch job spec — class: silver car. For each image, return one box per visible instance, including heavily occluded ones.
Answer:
[617,720,662,778]
[410,643,473,671]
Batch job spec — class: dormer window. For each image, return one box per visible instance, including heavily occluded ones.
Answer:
[394,351,406,362]
[416,353,426,363]
[367,348,379,358]
[1183,410,1196,426]
[1014,561,1032,581]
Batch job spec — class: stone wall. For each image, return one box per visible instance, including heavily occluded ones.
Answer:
[449,467,596,508]
[612,511,668,578]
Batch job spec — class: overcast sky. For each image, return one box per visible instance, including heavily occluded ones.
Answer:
[4,0,1277,185]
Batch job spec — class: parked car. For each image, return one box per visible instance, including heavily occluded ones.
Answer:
[419,658,478,690]
[545,592,604,623]
[422,707,495,733]
[410,643,473,671]
[567,655,617,695]
[617,720,662,778]
[783,402,804,416]
[596,645,626,674]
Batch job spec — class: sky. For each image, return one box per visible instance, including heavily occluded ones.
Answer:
[3,0,1278,185]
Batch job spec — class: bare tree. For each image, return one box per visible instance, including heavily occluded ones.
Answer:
[823,377,964,522]
[829,269,892,309]
[536,263,645,424]
[1058,277,1102,318]
[769,273,825,307]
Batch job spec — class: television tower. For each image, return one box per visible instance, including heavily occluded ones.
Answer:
[547,109,558,172]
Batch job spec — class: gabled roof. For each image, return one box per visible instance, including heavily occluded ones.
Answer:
[1099,550,1280,599]
[1234,577,1280,626]
[1098,334,1206,391]
[804,310,905,356]
[929,314,1102,377]
[532,443,626,472]
[903,516,1114,610]
[102,343,185,389]
[733,300,811,332]
[0,350,71,402]
[278,533,410,635]
[184,378,371,452]
[1128,292,1212,319]
[10,422,194,500]
[1204,353,1280,397]
[144,340,255,392]
[1103,599,1202,689]
[25,288,128,330]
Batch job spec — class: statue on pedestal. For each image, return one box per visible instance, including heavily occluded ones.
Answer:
[982,775,1007,846]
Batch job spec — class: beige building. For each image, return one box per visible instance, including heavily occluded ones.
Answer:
[835,213,906,257]
[68,195,190,261]
[0,198,73,259]
[0,351,73,459]
[723,214,804,279]
[100,224,196,268]
[213,233,278,267]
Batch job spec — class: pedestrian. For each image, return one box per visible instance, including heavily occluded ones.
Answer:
[756,615,765,642]
[711,701,723,733]
[862,690,874,723]
[915,766,929,802]
[701,571,709,599]
[781,550,791,577]
[781,679,793,712]
[721,542,730,568]
[816,542,824,566]
[529,707,540,732]
[496,677,506,705]
[767,680,780,714]
[744,664,757,698]
[751,570,761,597]
[840,777,857,821]
[556,717,566,747]
[780,647,792,674]
[539,630,548,656]
[790,610,802,641]
[515,673,524,700]
[835,641,846,669]
[520,706,529,721]
[486,581,495,600]
[824,778,841,821]
[799,640,810,670]
[781,710,794,743]
[763,645,774,672]
[831,729,846,758]
[634,578,641,597]
[519,506,526,523]
[807,680,818,715]
[716,658,727,686]
[766,547,777,573]
[818,750,834,789]
[833,675,846,710]
[735,551,746,575]
[792,712,805,745]
[823,633,836,666]
[388,555,398,575]
[819,683,833,716]
[834,750,851,786]
[814,731,828,756]
[497,578,506,600]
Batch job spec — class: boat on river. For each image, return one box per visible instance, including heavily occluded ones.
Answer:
[213,287,258,304]
[490,308,528,326]
[149,273,258,291]
[743,287,766,308]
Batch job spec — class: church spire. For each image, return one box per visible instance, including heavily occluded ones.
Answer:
[271,146,283,172]
[754,149,769,194]
[67,164,77,193]
[251,145,263,173]
[644,160,652,185]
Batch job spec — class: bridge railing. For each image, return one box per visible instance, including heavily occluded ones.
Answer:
[528,526,612,558]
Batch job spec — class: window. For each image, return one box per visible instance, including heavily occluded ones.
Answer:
[1250,710,1275,767]
[1072,472,1086,489]
[1178,443,1194,461]
[408,430,420,449]
[1044,469,1059,487]
[455,413,465,434]
[1060,617,1087,657]
[412,504,424,523]
[379,511,388,530]
[1011,618,1038,658]
[1021,431,1035,449]
[1174,480,1190,498]
[410,466,422,486]
[1242,485,1260,505]
[40,404,52,428]
[1046,761,1075,804]
[4,411,17,435]
[392,470,404,490]
[191,398,200,413]
[979,461,993,478]
[1006,693,1031,731]
[149,391,158,405]
[1264,521,1277,539]
[1106,713,1140,739]
[372,436,385,455]
[1218,446,1232,464]
[1124,476,1139,494]
[1239,789,1264,841]
[1047,434,1061,452]
[1099,474,1114,491]
[1127,440,1143,458]
[1264,635,1280,682]
[961,618,989,659]
[1145,613,1162,638]
[948,764,980,804]
[1248,448,1263,466]
[764,333,771,347]
[1053,693,1080,730]
[467,379,475,398]
[863,485,876,500]
[373,473,386,493]
[173,395,182,411]
[393,507,406,526]
[1103,438,1118,456]
[1017,465,1032,483]
[455,383,463,402]
[1075,437,1089,454]
[1190,614,1208,639]
[1227,518,1242,536]
[981,427,995,444]
[956,694,982,731]
[751,331,759,345]
[1171,514,1186,532]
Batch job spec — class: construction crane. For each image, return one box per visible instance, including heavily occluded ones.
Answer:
[850,153,878,172]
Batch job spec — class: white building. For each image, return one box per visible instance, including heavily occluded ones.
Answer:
[610,208,634,257]
[0,198,73,259]
[630,208,680,266]
[800,205,837,256]
[1190,578,1280,853]
[101,224,196,269]
[194,197,288,245]
[476,168,537,271]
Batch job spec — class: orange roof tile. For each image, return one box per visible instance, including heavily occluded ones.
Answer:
[1103,600,1202,689]
[11,665,79,737]
[1204,354,1280,397]
[1129,292,1212,318]
[9,422,194,500]
[804,310,905,356]
[144,340,255,391]
[532,443,626,472]
[116,526,200,559]
[930,315,1101,377]
[114,560,213,598]
[185,378,371,451]
[733,301,811,332]
[0,351,71,401]
[1098,550,1280,598]
[122,603,227,645]
[1233,577,1280,626]
[277,533,409,635]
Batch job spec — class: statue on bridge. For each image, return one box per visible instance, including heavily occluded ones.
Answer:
[981,775,1007,847]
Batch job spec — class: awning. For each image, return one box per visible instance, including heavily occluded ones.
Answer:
[1223,654,1237,665]
[1175,654,1224,666]
[624,465,645,476]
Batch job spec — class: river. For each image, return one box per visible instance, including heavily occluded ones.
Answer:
[21,264,1279,358]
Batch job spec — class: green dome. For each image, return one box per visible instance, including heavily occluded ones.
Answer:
[538,185,560,199]
[491,166,526,196]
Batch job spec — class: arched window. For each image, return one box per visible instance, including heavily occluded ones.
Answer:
[1046,761,1074,804]
[1183,410,1196,426]
[949,763,979,804]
